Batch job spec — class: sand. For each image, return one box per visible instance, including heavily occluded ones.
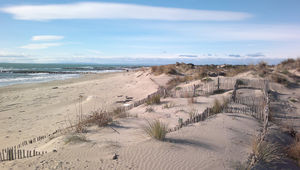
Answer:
[0,70,270,170]
[0,70,170,149]
[1,113,260,170]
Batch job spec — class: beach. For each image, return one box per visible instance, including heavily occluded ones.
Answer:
[0,69,260,170]
[0,65,299,169]
[0,70,167,149]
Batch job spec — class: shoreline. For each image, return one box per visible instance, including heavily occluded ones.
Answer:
[0,71,122,90]
[0,71,125,88]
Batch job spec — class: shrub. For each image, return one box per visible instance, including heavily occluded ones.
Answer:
[144,119,168,141]
[146,94,161,105]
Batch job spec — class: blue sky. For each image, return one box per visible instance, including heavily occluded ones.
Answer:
[0,0,299,65]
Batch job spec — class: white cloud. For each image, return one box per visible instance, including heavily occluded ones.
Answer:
[1,2,252,21]
[20,43,62,50]
[32,35,64,41]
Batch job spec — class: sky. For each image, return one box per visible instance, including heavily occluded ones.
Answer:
[0,0,300,65]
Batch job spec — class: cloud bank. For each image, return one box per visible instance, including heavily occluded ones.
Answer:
[1,2,252,21]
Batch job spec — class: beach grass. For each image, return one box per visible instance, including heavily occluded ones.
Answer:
[288,138,300,166]
[144,119,168,141]
[146,94,161,105]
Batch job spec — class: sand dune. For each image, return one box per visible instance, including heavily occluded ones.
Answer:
[1,69,298,169]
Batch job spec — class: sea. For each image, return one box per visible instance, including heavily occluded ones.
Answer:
[0,63,141,87]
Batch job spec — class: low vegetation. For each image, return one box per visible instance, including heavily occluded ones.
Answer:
[146,94,161,105]
[277,58,300,71]
[211,99,222,114]
[146,106,154,112]
[271,73,291,87]
[64,134,88,144]
[251,137,282,167]
[87,110,113,127]
[288,134,300,166]
[72,108,125,133]
[144,119,168,141]
[162,102,175,109]
[151,64,178,75]
[113,107,128,118]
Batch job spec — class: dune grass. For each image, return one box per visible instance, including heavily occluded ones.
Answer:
[163,102,175,109]
[65,134,88,144]
[146,106,154,112]
[113,107,129,118]
[288,138,300,166]
[211,99,222,114]
[144,119,168,141]
[251,137,282,164]
[151,64,178,75]
[146,94,161,105]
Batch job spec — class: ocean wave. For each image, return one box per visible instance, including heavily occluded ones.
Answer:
[0,74,79,85]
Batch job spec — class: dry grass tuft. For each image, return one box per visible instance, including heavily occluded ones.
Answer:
[167,76,189,90]
[252,137,282,164]
[113,107,128,118]
[146,94,161,105]
[163,102,175,109]
[288,136,300,166]
[271,73,291,87]
[146,107,155,112]
[64,134,88,144]
[212,99,222,114]
[87,110,113,127]
[144,119,168,141]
